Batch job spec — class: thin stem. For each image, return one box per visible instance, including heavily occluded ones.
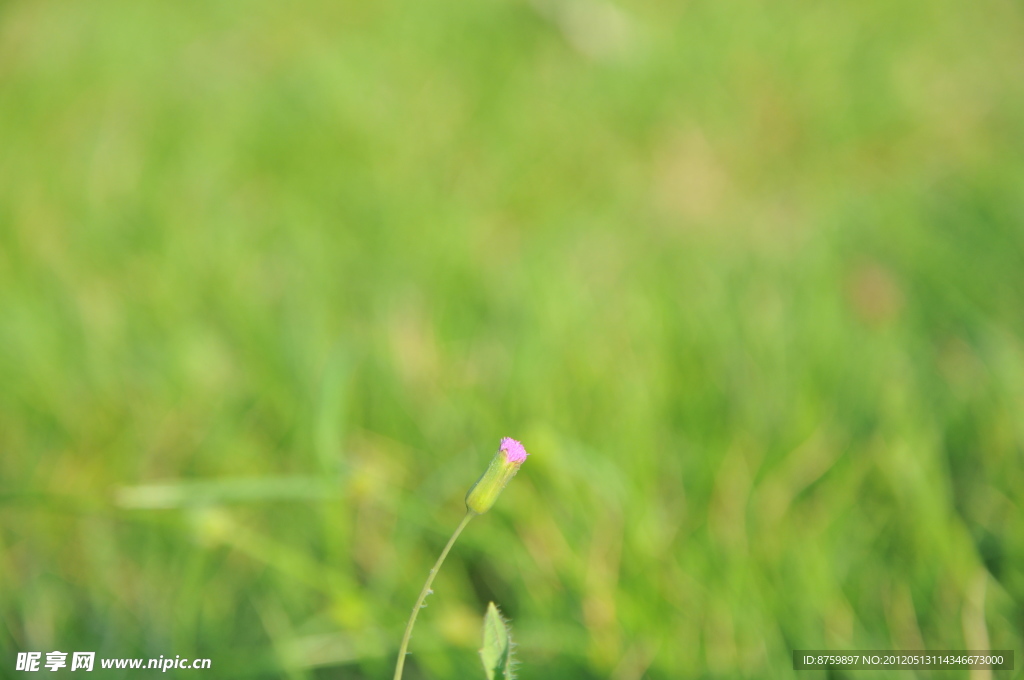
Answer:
[393,510,476,680]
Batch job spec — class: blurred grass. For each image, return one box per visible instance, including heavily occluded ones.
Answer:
[1,0,1024,677]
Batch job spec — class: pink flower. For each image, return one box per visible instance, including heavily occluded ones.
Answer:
[465,437,529,514]
[500,437,528,464]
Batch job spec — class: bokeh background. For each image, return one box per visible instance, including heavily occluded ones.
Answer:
[2,0,1023,677]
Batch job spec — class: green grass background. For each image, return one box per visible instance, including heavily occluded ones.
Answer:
[2,0,1023,677]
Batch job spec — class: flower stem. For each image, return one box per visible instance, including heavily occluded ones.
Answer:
[393,510,476,680]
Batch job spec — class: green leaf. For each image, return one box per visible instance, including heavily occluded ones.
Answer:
[479,601,516,679]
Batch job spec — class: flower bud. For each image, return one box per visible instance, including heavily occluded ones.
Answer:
[465,437,528,514]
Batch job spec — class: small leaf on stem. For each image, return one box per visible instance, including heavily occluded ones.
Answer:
[480,602,516,679]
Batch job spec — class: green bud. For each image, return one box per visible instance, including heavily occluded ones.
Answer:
[465,437,528,514]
